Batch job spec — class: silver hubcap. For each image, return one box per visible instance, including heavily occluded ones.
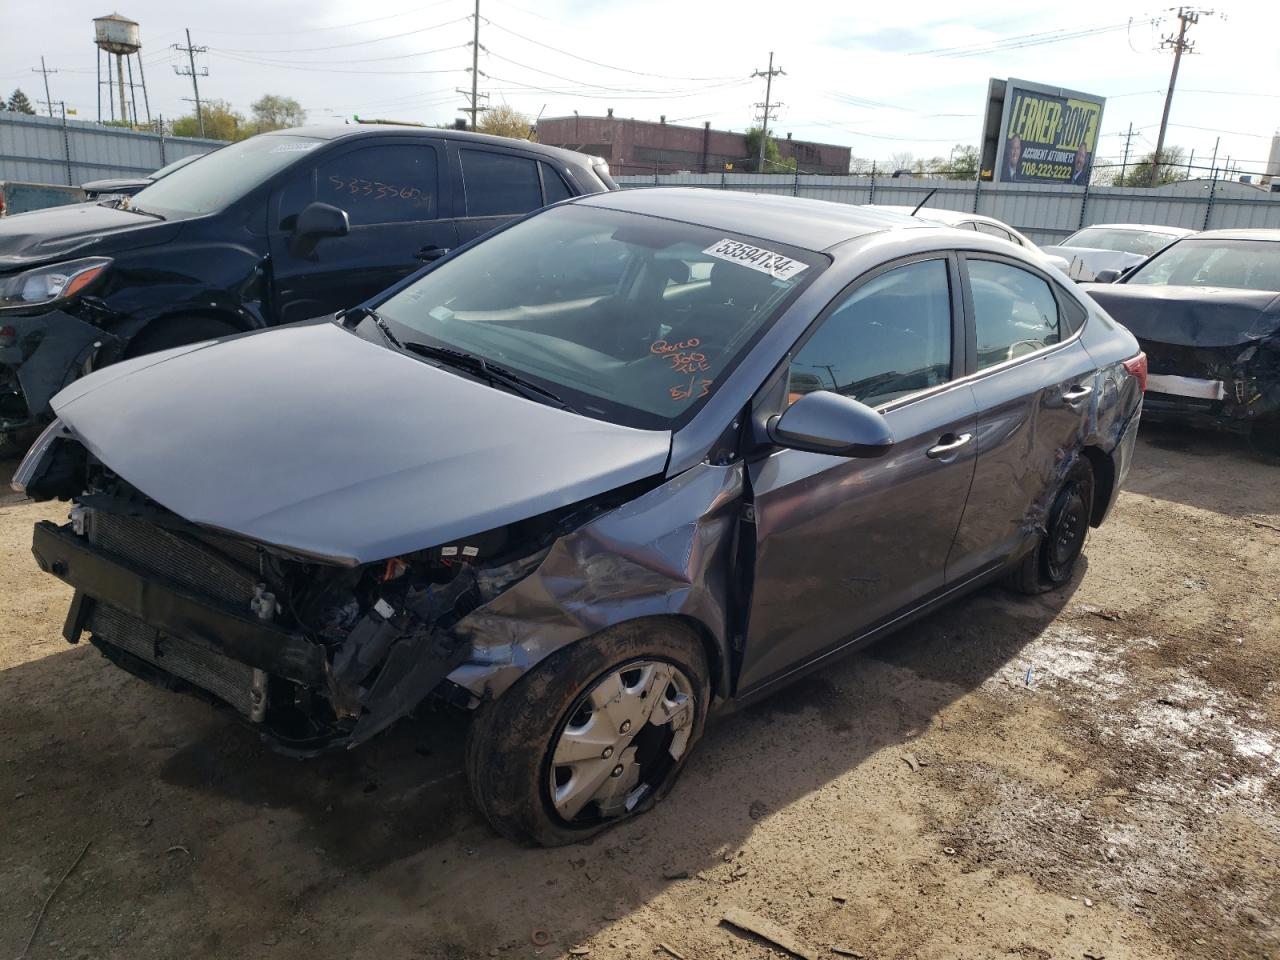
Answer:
[549,660,695,822]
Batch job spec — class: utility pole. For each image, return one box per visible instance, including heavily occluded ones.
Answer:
[1119,122,1135,183]
[173,29,208,137]
[1209,135,1219,179]
[457,0,489,130]
[32,56,58,118]
[751,52,784,172]
[1151,7,1211,187]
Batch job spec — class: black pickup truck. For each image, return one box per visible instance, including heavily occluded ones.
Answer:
[0,124,614,449]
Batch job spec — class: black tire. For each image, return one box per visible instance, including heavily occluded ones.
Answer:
[1005,457,1095,595]
[123,316,240,360]
[465,619,710,847]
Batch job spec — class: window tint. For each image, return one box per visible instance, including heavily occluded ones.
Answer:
[1060,290,1088,336]
[541,162,573,204]
[974,221,1014,243]
[969,259,1061,369]
[461,149,542,216]
[1063,227,1175,255]
[316,144,438,226]
[789,259,952,408]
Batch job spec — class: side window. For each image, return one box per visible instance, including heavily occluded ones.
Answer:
[540,162,573,204]
[461,149,542,217]
[956,221,981,231]
[315,145,439,226]
[969,259,1061,370]
[974,222,1015,243]
[789,259,952,408]
[1059,288,1088,336]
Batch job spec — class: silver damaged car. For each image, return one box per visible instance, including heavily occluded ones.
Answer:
[17,188,1146,845]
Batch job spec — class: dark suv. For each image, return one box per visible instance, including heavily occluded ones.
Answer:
[0,125,614,448]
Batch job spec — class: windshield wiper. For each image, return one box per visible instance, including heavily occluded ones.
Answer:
[342,306,403,349]
[123,204,165,220]
[401,341,575,413]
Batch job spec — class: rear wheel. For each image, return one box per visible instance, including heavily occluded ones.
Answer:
[1006,457,1094,594]
[465,620,709,847]
[123,316,240,359]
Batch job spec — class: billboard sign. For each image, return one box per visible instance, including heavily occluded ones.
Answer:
[983,78,1106,185]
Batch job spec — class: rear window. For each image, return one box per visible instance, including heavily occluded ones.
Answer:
[1126,238,1280,292]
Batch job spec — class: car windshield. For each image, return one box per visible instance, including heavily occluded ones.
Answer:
[375,204,823,430]
[1062,227,1176,256]
[127,135,322,217]
[149,152,205,180]
[1126,238,1280,292]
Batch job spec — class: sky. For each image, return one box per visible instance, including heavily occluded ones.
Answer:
[3,0,1278,176]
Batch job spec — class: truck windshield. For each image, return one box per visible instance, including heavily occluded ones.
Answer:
[375,204,823,430]
[127,135,323,218]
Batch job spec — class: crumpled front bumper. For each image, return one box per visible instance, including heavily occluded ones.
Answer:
[1,309,112,433]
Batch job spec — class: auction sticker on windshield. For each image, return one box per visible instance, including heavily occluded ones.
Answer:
[703,239,809,280]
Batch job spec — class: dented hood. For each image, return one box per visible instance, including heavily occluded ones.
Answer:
[50,321,672,565]
[0,201,178,270]
[1087,283,1280,348]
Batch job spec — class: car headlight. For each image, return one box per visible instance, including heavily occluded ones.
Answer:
[0,257,111,311]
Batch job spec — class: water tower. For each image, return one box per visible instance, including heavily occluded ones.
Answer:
[94,13,150,126]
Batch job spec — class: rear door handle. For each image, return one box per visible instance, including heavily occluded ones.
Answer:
[416,245,451,262]
[926,432,973,460]
[1062,384,1093,408]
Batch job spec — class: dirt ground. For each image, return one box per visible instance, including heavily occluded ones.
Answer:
[2,424,1278,960]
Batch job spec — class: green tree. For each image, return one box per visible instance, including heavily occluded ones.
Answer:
[6,88,36,115]
[944,145,978,180]
[1112,148,1188,187]
[478,104,535,140]
[171,100,246,141]
[251,94,306,133]
[745,127,794,174]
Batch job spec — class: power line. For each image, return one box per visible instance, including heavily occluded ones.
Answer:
[213,15,471,54]
[1151,7,1214,186]
[480,18,737,81]
[751,52,783,171]
[908,17,1160,58]
[210,50,466,75]
[31,57,58,118]
[196,0,460,37]
[482,49,746,95]
[173,29,208,137]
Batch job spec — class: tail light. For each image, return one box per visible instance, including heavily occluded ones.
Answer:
[1122,352,1148,392]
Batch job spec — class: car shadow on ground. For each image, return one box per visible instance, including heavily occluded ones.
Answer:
[1125,424,1279,518]
[0,556,1083,955]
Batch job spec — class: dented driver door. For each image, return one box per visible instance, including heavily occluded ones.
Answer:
[736,255,977,695]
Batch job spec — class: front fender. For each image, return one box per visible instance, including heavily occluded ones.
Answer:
[446,461,745,706]
[6,310,119,423]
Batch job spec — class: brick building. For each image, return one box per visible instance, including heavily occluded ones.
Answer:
[536,111,851,176]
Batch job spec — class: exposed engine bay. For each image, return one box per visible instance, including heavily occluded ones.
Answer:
[24,435,655,754]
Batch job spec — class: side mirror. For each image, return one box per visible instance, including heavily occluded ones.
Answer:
[1092,268,1122,284]
[290,202,349,260]
[768,390,895,458]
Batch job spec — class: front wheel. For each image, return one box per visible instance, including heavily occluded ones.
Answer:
[1249,418,1280,463]
[1006,457,1095,594]
[465,620,710,846]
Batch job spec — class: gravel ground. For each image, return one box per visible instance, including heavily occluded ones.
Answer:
[1,424,1277,960]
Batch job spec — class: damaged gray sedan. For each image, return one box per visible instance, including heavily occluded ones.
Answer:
[16,188,1145,845]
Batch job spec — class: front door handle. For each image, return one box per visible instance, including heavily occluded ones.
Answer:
[416,245,451,262]
[926,432,973,460]
[1062,384,1093,408]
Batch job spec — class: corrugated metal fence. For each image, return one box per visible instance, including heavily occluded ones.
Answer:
[0,110,224,186]
[617,172,1280,244]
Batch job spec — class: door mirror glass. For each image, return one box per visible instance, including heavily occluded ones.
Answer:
[769,390,895,458]
[290,202,349,259]
[1092,268,1121,284]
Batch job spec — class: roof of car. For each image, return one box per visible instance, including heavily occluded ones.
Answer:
[261,124,603,169]
[869,205,984,224]
[575,188,929,252]
[1077,223,1197,236]
[1182,228,1280,242]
